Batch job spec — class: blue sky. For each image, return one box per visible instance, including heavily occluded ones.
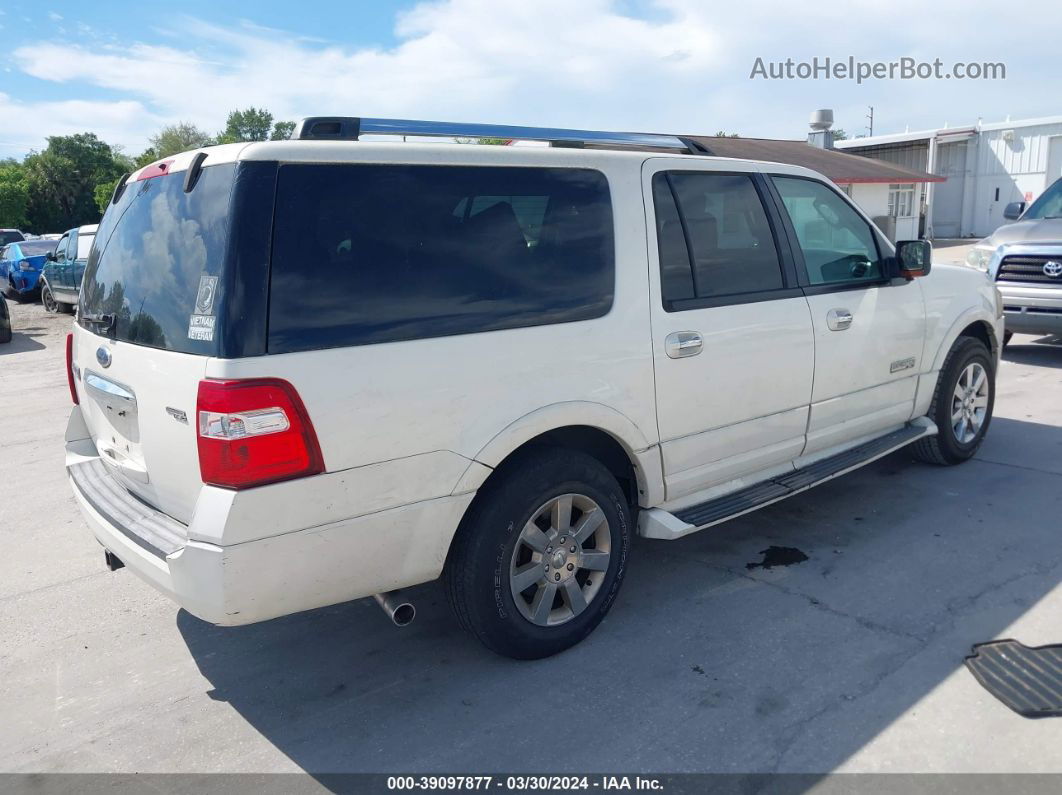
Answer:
[1,0,1058,158]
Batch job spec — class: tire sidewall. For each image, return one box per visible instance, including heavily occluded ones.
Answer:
[41,284,58,313]
[935,340,995,461]
[465,451,630,657]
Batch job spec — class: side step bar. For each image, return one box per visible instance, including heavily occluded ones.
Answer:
[641,421,936,540]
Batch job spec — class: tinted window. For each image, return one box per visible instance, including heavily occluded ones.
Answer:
[18,240,57,257]
[80,164,234,354]
[773,176,884,285]
[268,164,614,352]
[653,172,784,307]
[0,231,24,245]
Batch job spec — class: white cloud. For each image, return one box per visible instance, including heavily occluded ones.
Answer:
[8,0,1061,156]
[0,92,157,155]
[48,11,63,21]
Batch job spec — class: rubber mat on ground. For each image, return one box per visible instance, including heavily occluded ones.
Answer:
[965,639,1062,718]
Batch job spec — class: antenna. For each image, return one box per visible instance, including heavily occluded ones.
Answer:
[866,106,875,137]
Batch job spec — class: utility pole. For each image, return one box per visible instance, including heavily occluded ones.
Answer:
[866,106,875,137]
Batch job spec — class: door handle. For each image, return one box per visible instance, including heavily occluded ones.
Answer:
[665,331,703,358]
[826,309,853,331]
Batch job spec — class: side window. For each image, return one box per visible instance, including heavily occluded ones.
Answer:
[55,236,70,262]
[0,246,9,260]
[76,234,95,261]
[652,171,785,308]
[268,164,615,352]
[67,232,79,261]
[772,176,884,285]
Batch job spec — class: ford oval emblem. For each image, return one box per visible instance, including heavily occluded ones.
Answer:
[96,346,112,368]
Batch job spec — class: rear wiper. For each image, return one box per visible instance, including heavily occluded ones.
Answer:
[81,312,116,336]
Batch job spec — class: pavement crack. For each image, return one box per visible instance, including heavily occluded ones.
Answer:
[656,548,927,644]
[970,456,1062,477]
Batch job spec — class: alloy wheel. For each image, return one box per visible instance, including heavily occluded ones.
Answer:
[951,362,989,444]
[509,493,611,627]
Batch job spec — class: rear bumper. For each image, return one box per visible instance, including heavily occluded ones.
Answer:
[66,420,476,626]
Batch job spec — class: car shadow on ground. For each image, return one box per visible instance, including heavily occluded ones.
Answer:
[1002,336,1062,369]
[177,416,1062,780]
[0,330,47,355]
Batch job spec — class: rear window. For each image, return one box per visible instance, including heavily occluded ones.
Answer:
[0,231,24,245]
[267,164,614,353]
[79,164,235,354]
[75,234,95,260]
[17,240,56,257]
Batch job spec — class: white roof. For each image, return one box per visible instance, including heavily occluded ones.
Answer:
[836,113,1062,150]
[126,138,831,182]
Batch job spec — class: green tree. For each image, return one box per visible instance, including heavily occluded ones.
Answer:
[149,122,214,158]
[0,159,30,229]
[217,107,274,143]
[714,131,740,138]
[270,120,296,140]
[23,133,128,230]
[832,128,849,141]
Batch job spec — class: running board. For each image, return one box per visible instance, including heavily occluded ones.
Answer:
[640,421,936,540]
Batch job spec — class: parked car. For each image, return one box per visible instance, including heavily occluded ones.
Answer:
[40,224,97,313]
[966,176,1062,345]
[64,118,1002,659]
[0,239,58,299]
[0,229,25,246]
[0,293,11,344]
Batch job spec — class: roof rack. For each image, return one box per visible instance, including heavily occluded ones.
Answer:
[292,116,695,152]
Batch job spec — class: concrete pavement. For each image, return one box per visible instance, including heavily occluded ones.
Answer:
[2,297,1061,776]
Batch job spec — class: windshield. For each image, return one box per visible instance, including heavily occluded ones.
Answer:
[1024,179,1062,220]
[79,164,235,354]
[19,240,57,257]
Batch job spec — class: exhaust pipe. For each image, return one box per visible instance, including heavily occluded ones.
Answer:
[373,590,416,627]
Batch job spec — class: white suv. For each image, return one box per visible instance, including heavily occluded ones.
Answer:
[65,118,1003,658]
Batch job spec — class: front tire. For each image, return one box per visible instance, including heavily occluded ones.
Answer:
[445,447,631,659]
[911,336,995,465]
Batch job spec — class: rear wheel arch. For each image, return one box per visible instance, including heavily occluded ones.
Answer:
[452,402,660,504]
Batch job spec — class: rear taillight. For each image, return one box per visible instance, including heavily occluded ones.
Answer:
[196,378,324,489]
[65,333,79,405]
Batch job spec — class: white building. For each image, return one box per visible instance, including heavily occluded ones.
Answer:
[836,115,1062,239]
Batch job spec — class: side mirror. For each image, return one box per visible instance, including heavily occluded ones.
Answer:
[1003,201,1026,221]
[895,239,932,280]
[46,251,57,262]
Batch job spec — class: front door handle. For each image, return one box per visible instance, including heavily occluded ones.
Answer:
[665,331,703,358]
[826,309,853,331]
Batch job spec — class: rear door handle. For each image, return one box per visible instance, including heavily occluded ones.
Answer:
[665,331,703,358]
[826,309,853,331]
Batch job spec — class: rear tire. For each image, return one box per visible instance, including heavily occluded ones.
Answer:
[911,337,995,465]
[41,284,60,314]
[445,447,631,659]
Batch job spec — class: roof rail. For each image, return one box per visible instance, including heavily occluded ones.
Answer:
[292,116,693,152]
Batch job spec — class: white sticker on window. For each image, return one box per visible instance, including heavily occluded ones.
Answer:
[195,275,219,316]
[188,313,216,341]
